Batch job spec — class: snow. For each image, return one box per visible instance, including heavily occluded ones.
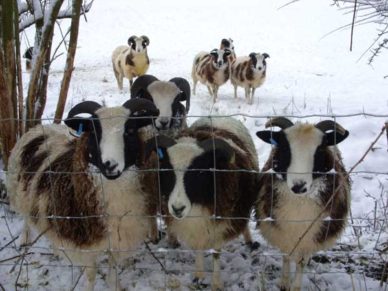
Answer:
[1,0,388,290]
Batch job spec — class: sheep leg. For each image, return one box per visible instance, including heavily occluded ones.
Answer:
[279,255,291,291]
[242,225,260,251]
[233,85,238,99]
[250,87,256,105]
[20,220,31,247]
[211,251,223,291]
[117,74,124,91]
[212,86,219,103]
[291,257,305,291]
[108,252,123,291]
[192,76,198,95]
[244,87,250,104]
[129,78,133,89]
[149,216,159,243]
[167,230,180,248]
[207,85,213,98]
[85,262,97,291]
[193,250,205,283]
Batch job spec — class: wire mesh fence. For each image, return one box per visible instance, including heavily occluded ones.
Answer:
[0,113,387,290]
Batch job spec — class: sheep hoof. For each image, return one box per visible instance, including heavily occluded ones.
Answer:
[247,241,260,251]
[192,277,208,289]
[280,286,290,291]
[168,239,181,249]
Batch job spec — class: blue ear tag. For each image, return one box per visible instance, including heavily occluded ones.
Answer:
[77,123,84,136]
[157,147,164,159]
[270,137,278,146]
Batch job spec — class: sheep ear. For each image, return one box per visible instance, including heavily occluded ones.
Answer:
[262,53,270,59]
[249,52,257,60]
[169,77,191,113]
[210,49,218,56]
[325,130,349,146]
[64,117,94,135]
[141,35,150,46]
[145,135,176,159]
[256,131,281,145]
[130,74,158,100]
[128,35,137,46]
[224,49,231,56]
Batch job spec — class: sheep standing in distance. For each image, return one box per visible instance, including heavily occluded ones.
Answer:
[142,117,259,290]
[6,99,159,291]
[192,48,232,103]
[220,38,236,62]
[231,52,269,105]
[112,35,150,91]
[131,74,191,134]
[255,117,350,291]
[23,46,34,71]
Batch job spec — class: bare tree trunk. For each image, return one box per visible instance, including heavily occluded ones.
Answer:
[54,0,82,124]
[25,0,64,131]
[14,0,24,136]
[0,0,18,169]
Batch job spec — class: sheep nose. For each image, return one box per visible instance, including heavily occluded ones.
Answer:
[103,160,118,172]
[218,61,223,67]
[159,120,169,128]
[291,182,307,194]
[172,205,186,217]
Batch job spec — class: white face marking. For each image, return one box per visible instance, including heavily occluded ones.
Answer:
[96,107,130,177]
[166,142,204,219]
[254,54,266,71]
[147,81,181,130]
[134,38,146,53]
[285,124,324,194]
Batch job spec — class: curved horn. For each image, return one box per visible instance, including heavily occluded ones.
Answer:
[265,117,294,130]
[198,138,235,162]
[122,98,159,116]
[67,101,102,119]
[169,77,191,113]
[130,74,158,99]
[315,120,347,135]
[141,35,150,46]
[262,53,270,59]
[128,35,137,46]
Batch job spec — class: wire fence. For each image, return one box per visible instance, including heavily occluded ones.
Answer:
[0,113,387,290]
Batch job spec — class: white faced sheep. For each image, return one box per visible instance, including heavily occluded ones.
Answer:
[255,117,350,291]
[192,48,232,103]
[231,52,270,105]
[130,74,191,134]
[142,117,259,290]
[112,35,150,90]
[220,38,236,62]
[6,99,159,291]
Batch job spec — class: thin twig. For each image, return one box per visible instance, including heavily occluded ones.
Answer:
[70,267,85,291]
[289,123,387,257]
[144,241,168,274]
[0,235,19,252]
[0,283,5,291]
[0,252,33,264]
[350,0,358,51]
[20,227,49,248]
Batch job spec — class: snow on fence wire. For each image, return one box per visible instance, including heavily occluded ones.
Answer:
[0,113,387,290]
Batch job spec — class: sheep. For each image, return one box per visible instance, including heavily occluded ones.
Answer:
[130,74,191,134]
[6,98,160,291]
[220,38,236,62]
[192,48,232,103]
[231,52,270,105]
[141,116,259,290]
[23,46,34,71]
[255,117,350,291]
[112,35,150,91]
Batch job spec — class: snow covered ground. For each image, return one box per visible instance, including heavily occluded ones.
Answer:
[1,0,387,290]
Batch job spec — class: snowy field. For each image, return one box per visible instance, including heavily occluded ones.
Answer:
[1,0,388,290]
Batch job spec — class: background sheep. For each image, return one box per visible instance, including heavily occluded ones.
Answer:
[220,38,236,62]
[112,35,150,90]
[192,48,232,103]
[231,52,270,105]
[142,117,259,290]
[7,99,159,291]
[255,117,350,291]
[23,46,34,71]
[131,74,191,134]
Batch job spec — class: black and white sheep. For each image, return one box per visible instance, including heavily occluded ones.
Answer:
[220,38,236,62]
[192,48,232,103]
[112,35,150,90]
[142,117,259,290]
[255,117,350,291]
[23,46,34,71]
[130,74,191,133]
[7,99,159,291]
[231,52,270,105]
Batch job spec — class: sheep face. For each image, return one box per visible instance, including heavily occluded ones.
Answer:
[65,100,159,179]
[249,52,270,73]
[150,137,235,219]
[220,38,234,52]
[210,48,231,69]
[256,120,348,195]
[128,35,150,53]
[147,81,183,130]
